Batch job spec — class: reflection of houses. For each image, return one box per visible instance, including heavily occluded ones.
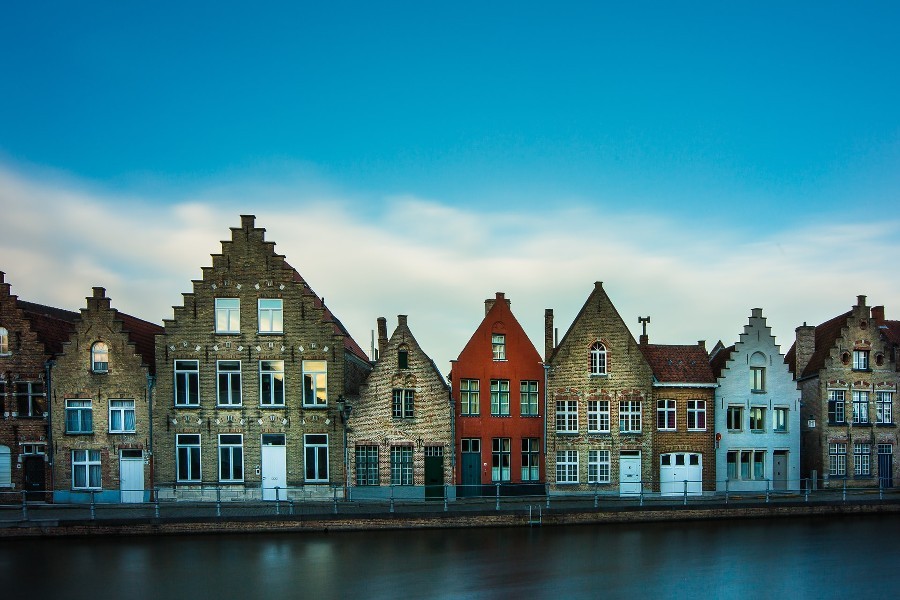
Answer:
[545,282,654,495]
[153,215,371,500]
[639,335,716,495]
[349,315,452,499]
[711,308,799,492]
[51,287,162,503]
[0,272,77,499]
[787,296,900,489]
[450,293,545,495]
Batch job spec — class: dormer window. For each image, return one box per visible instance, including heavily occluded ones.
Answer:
[398,345,409,369]
[91,342,109,373]
[590,342,607,376]
[0,327,9,355]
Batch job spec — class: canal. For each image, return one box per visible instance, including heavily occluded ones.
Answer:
[2,515,898,599]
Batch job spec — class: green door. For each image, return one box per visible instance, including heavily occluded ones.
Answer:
[424,447,444,499]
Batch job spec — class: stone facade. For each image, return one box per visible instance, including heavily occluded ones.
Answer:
[349,315,452,499]
[450,292,546,495]
[0,271,77,498]
[711,308,800,492]
[545,282,654,494]
[153,215,371,500]
[50,287,162,502]
[787,295,900,488]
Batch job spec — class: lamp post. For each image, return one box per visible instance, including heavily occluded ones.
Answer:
[337,396,353,500]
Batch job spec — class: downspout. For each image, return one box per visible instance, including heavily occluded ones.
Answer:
[147,373,156,500]
[45,359,55,496]
[543,364,549,458]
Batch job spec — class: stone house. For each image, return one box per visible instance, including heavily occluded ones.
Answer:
[348,315,452,500]
[710,308,800,492]
[639,338,717,494]
[154,215,371,500]
[545,282,654,495]
[450,292,545,496]
[0,271,77,499]
[50,287,162,503]
[787,295,900,488]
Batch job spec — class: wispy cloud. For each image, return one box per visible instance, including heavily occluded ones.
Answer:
[2,164,898,372]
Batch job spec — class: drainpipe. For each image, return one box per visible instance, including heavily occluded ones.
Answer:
[45,359,55,496]
[147,374,156,500]
[543,363,550,457]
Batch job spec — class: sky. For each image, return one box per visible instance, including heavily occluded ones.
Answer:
[2,2,899,374]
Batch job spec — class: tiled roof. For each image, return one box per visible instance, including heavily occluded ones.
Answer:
[875,319,900,348]
[784,311,851,378]
[640,343,716,384]
[709,343,735,379]
[117,313,164,375]
[18,300,79,356]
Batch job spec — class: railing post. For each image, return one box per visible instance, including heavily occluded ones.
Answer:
[639,480,644,507]
[880,477,884,501]
[216,485,221,518]
[21,491,27,521]
[594,485,599,509]
[333,486,338,514]
[289,498,294,516]
[683,480,688,506]
[495,483,500,511]
[443,484,448,512]
[275,493,281,516]
[804,478,809,503]
[545,482,550,508]
[725,478,729,504]
[154,489,160,519]
[90,491,96,520]
[390,485,395,513]
[765,479,770,503]
[842,479,847,502]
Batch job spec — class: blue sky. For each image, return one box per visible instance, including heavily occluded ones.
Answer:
[2,2,899,371]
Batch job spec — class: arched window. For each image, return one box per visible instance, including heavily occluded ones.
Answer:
[590,342,607,376]
[91,342,109,373]
[0,327,9,355]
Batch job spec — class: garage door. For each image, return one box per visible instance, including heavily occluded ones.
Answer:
[660,453,702,496]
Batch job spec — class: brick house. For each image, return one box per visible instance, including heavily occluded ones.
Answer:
[153,215,371,500]
[710,308,799,492]
[786,295,900,488]
[639,338,717,494]
[545,282,654,495]
[450,292,545,496]
[50,287,163,503]
[348,315,452,500]
[0,271,77,499]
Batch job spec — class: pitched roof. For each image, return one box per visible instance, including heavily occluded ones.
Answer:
[117,312,164,375]
[709,343,735,379]
[640,343,716,384]
[784,311,851,378]
[17,300,79,356]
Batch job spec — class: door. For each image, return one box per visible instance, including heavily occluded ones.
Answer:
[619,451,641,496]
[424,447,444,499]
[878,445,893,488]
[119,450,145,503]
[261,434,287,500]
[773,451,788,490]
[660,453,702,496]
[23,455,45,499]
[460,438,481,497]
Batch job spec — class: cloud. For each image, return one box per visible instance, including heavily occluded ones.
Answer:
[2,163,899,374]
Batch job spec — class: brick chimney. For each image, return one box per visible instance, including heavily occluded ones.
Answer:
[485,292,508,316]
[377,317,388,358]
[0,271,8,297]
[794,322,816,376]
[872,306,885,323]
[544,308,554,362]
[397,315,408,328]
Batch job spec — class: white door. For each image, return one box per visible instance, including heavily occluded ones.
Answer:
[619,451,642,496]
[660,453,702,496]
[119,450,144,503]
[261,434,287,501]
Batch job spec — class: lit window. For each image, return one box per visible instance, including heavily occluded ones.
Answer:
[556,450,579,483]
[215,298,240,333]
[589,342,607,376]
[619,400,642,433]
[258,299,283,333]
[490,379,510,416]
[259,360,285,406]
[491,438,511,481]
[460,379,479,416]
[174,360,200,407]
[0,327,9,355]
[302,360,327,407]
[853,350,870,371]
[656,399,675,431]
[109,399,135,433]
[390,445,413,485]
[65,399,93,434]
[176,434,201,482]
[217,360,242,406]
[492,334,506,361]
[392,388,414,419]
[218,434,244,482]
[687,400,706,430]
[588,450,610,484]
[91,342,109,373]
[72,450,101,489]
[588,400,610,433]
[520,380,539,416]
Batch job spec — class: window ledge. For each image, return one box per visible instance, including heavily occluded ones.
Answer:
[555,431,580,435]
[174,405,200,409]
[750,430,766,434]
[876,423,897,428]
[687,429,708,432]
[852,423,873,428]
[109,431,136,435]
[587,432,611,436]
[589,374,608,378]
[827,421,846,426]
[751,389,766,394]
[216,405,243,409]
[302,405,329,410]
[259,405,286,409]
[459,414,481,418]
[520,414,542,418]
[490,414,512,418]
[66,432,94,436]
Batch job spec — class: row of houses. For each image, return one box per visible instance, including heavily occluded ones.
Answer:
[1,215,898,502]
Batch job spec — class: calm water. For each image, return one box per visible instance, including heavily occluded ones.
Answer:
[2,515,898,599]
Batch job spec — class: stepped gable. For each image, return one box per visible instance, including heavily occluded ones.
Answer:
[784,311,851,377]
[110,312,164,374]
[640,343,716,384]
[708,342,735,379]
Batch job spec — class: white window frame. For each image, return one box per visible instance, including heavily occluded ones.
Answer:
[876,391,893,424]
[490,379,510,416]
[726,406,743,431]
[259,360,285,407]
[556,450,579,484]
[829,390,846,424]
[492,334,506,361]
[216,360,242,407]
[390,445,414,485]
[656,399,676,431]
[491,438,511,482]
[521,438,540,481]
[750,366,765,392]
[176,434,202,482]
[218,434,244,483]
[520,380,539,416]
[257,298,283,334]
[619,400,642,433]
[91,342,109,373]
[65,399,93,434]
[556,400,578,433]
[304,434,329,482]
[587,400,610,433]
[174,360,200,407]
[108,399,136,433]
[302,360,327,407]
[829,443,847,477]
[72,449,102,490]
[853,350,870,371]
[215,298,240,334]
[460,379,479,416]
[589,342,607,376]
[854,442,871,476]
[852,391,869,424]
[588,449,610,484]
[687,400,706,431]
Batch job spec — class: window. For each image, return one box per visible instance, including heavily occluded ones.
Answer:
[588,450,610,484]
[492,334,506,361]
[176,434,201,482]
[15,382,45,418]
[521,438,540,481]
[0,445,10,488]
[392,388,414,419]
[0,327,9,355]
[302,360,327,407]
[492,438,511,481]
[109,399,135,433]
[460,379,479,416]
[588,400,610,433]
[65,399,93,434]
[217,360,242,406]
[773,407,788,433]
[828,390,846,424]
[749,407,765,432]
[556,450,579,483]
[91,342,109,373]
[304,434,329,482]
[656,400,676,431]
[853,350,870,371]
[854,443,871,476]
[687,400,706,430]
[355,445,379,486]
[852,391,869,424]
[726,451,737,480]
[735,450,765,480]
[750,367,765,392]
[829,443,847,477]
[461,438,481,454]
[877,392,893,424]
[520,380,539,416]
[390,445,413,485]
[556,400,578,433]
[258,298,283,333]
[490,379,510,416]
[589,342,607,376]
[72,449,101,489]
[218,434,244,482]
[259,360,285,406]
[215,298,240,333]
[398,346,409,369]
[174,360,200,407]
[726,406,743,431]
[619,400,642,433]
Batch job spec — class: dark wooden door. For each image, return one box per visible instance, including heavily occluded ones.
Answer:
[23,456,45,499]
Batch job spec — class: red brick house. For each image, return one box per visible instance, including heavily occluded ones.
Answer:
[450,293,545,495]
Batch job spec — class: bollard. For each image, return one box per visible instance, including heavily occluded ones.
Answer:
[880,479,884,501]
[594,486,599,509]
[90,491,96,520]
[639,483,644,507]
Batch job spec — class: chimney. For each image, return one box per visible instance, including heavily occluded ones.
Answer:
[698,340,706,350]
[240,214,255,231]
[872,306,885,323]
[638,316,650,346]
[485,292,507,316]
[856,294,867,308]
[751,308,763,319]
[397,315,408,328]
[377,317,388,358]
[795,322,816,376]
[0,271,8,297]
[544,308,554,362]
[88,287,111,311]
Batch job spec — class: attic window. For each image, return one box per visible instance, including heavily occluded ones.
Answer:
[875,353,885,367]
[398,345,409,369]
[0,327,8,355]
[91,342,109,373]
[841,352,851,366]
